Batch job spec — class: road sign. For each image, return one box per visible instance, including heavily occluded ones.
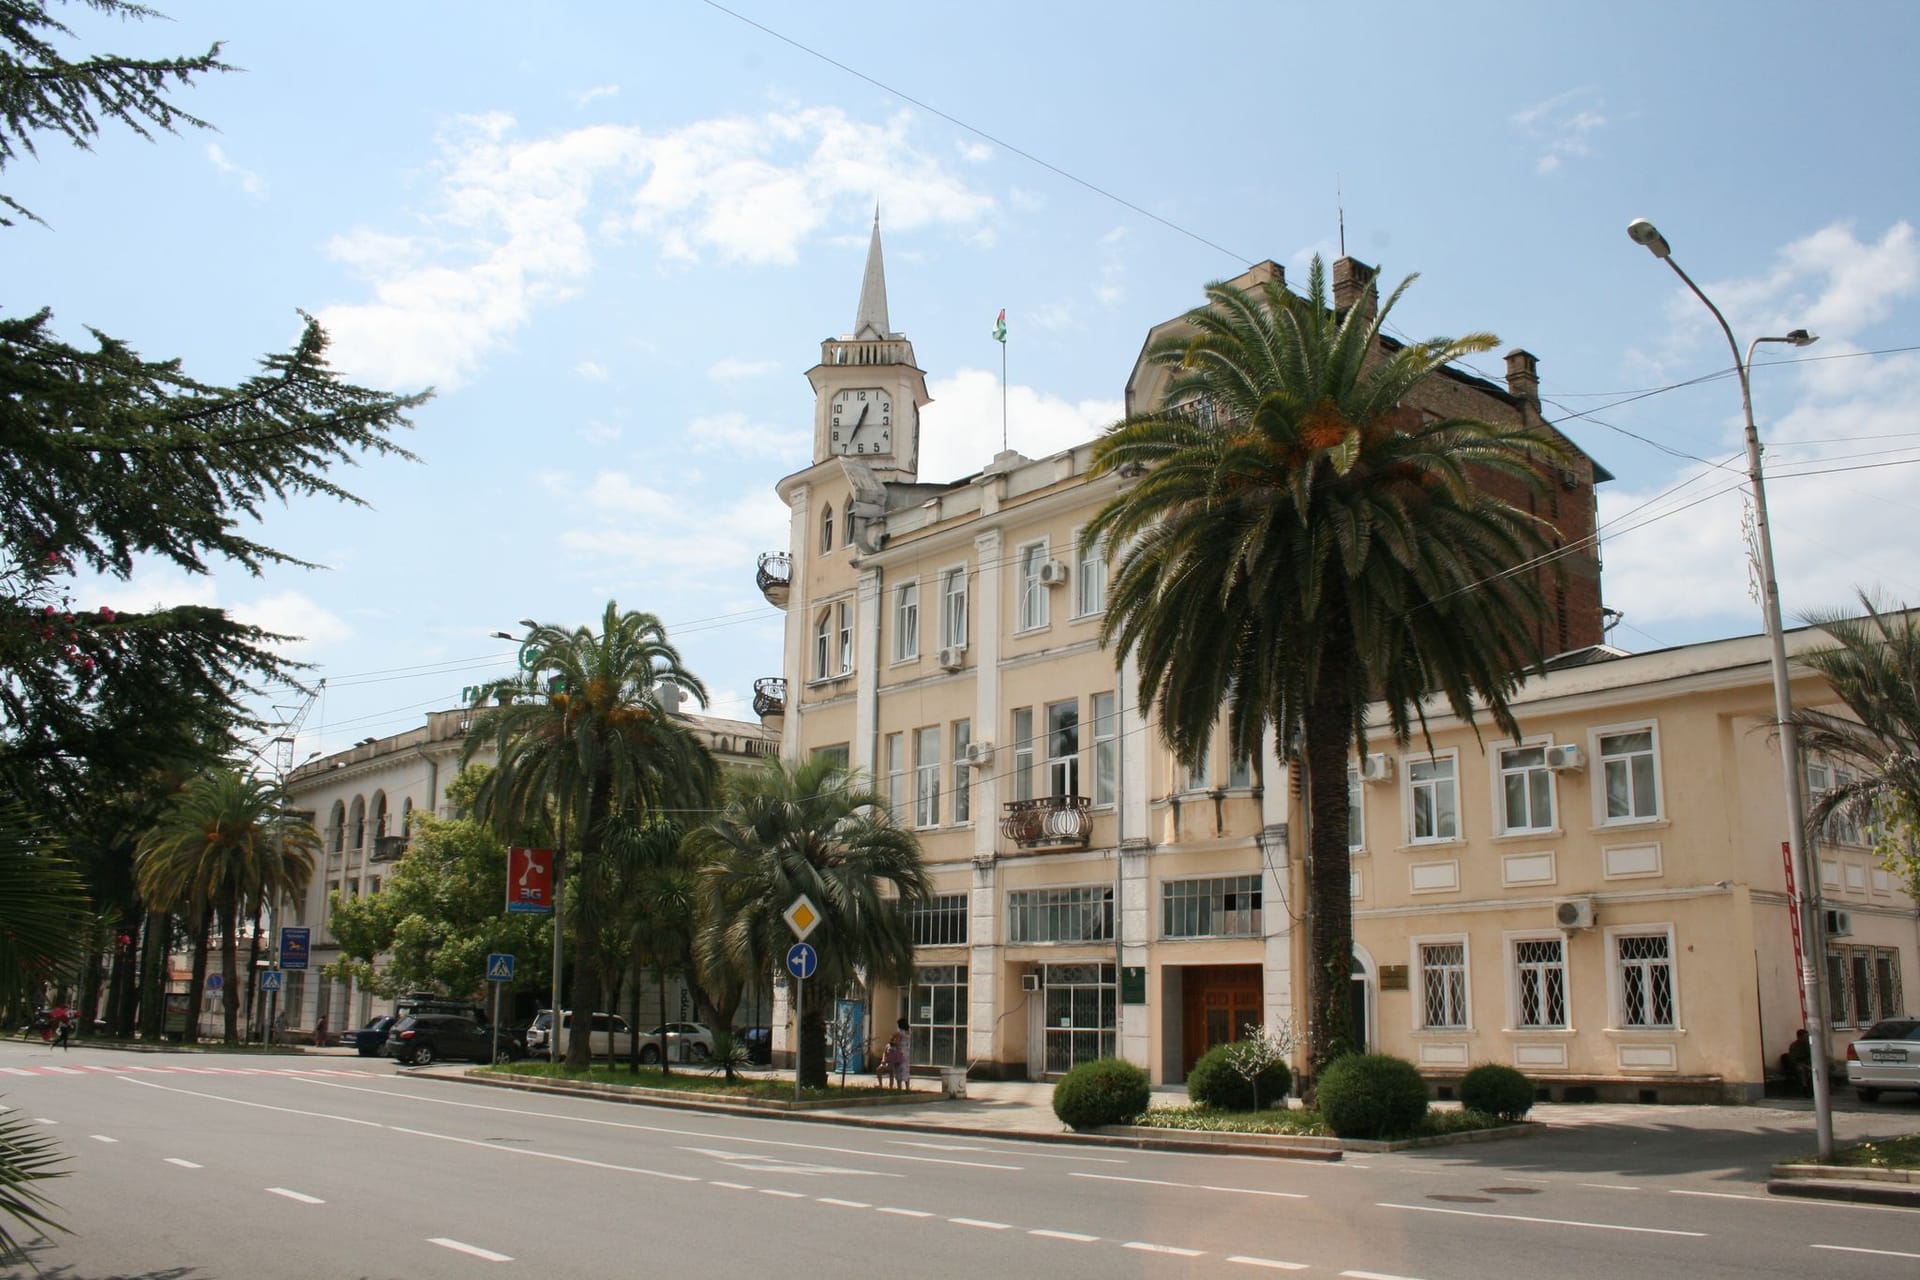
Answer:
[486,953,516,982]
[507,847,554,914]
[785,941,818,980]
[259,971,283,993]
[783,894,821,941]
[205,974,223,991]
[279,927,310,971]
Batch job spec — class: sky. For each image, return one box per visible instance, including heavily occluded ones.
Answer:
[15,0,1920,763]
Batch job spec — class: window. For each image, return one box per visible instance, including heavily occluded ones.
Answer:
[812,743,850,771]
[1498,744,1554,833]
[837,601,853,675]
[1513,937,1567,1029]
[1007,886,1113,943]
[1419,941,1469,1029]
[1829,945,1905,1027]
[1091,693,1117,807]
[1409,756,1458,842]
[914,726,941,828]
[1615,931,1675,1028]
[885,733,906,820]
[1185,746,1211,793]
[1046,699,1080,798]
[941,567,968,649]
[821,503,834,554]
[813,610,832,680]
[1074,530,1106,617]
[1017,540,1049,631]
[328,801,345,854]
[894,581,919,662]
[908,965,968,1069]
[1599,727,1659,822]
[1041,962,1117,1073]
[1347,768,1365,852]
[909,895,968,947]
[952,720,972,824]
[1012,707,1035,802]
[1229,753,1254,789]
[1162,875,1262,938]
[1831,767,1863,845]
[349,797,366,850]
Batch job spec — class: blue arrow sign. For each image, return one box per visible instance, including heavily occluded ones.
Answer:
[259,971,283,993]
[785,941,818,980]
[205,974,223,991]
[486,953,516,983]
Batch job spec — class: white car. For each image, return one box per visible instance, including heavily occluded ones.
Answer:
[523,1011,634,1057]
[638,1021,715,1064]
[1846,1018,1920,1101]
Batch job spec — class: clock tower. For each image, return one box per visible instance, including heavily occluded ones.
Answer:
[806,214,930,479]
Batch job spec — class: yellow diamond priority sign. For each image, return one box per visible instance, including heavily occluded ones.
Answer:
[783,894,821,942]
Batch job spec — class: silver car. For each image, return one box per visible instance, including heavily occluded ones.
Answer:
[1845,1018,1920,1102]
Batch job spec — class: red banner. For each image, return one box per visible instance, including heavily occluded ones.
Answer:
[507,846,554,914]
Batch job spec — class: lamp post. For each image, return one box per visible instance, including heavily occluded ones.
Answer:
[1628,218,1833,1157]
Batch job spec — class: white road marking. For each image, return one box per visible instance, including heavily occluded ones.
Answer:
[429,1238,513,1262]
[1126,1242,1204,1257]
[1379,1202,1707,1238]
[876,1207,933,1218]
[164,1159,202,1169]
[389,1125,701,1182]
[1072,1171,1305,1199]
[1669,1189,1760,1201]
[1227,1258,1308,1271]
[818,1198,871,1209]
[1342,1272,1427,1280]
[1812,1244,1920,1260]
[888,1140,987,1151]
[42,1066,83,1075]
[118,1077,384,1129]
[266,1187,324,1204]
[88,1134,117,1144]
[1029,1229,1099,1243]
[710,1181,752,1190]
[1577,1182,1641,1192]
[759,1189,805,1199]
[677,1145,896,1177]
[33,1118,56,1124]
[950,1217,1012,1230]
[1,1067,35,1076]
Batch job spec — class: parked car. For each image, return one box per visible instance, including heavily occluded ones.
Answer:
[384,1013,522,1066]
[339,1015,397,1057]
[523,1010,634,1057]
[638,1021,715,1064]
[1845,1018,1920,1101]
[396,993,491,1028]
[738,1025,772,1065]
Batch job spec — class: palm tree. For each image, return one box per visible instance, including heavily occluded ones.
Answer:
[695,756,930,1088]
[465,602,716,1068]
[1086,257,1565,1076]
[1790,593,1920,895]
[135,770,318,1043]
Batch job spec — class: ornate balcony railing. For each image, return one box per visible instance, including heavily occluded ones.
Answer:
[752,676,787,723]
[756,552,792,608]
[370,835,409,863]
[1000,794,1092,850]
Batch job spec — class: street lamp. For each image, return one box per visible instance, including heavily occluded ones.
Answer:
[1628,217,1833,1157]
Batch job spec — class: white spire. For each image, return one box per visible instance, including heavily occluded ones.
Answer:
[853,208,890,340]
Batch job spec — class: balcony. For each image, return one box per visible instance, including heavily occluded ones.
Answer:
[370,835,408,863]
[756,552,792,608]
[752,677,786,725]
[1001,795,1092,851]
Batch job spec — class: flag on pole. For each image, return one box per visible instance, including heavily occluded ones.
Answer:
[992,308,1007,343]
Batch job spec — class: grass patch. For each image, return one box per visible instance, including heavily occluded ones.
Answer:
[481,1059,889,1104]
[1816,1133,1920,1171]
[1131,1105,1512,1141]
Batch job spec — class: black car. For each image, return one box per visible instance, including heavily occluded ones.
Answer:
[740,1025,772,1065]
[384,1013,521,1066]
[340,1015,397,1057]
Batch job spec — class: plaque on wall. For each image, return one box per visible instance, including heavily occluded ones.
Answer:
[1121,966,1146,1005]
[1379,964,1409,990]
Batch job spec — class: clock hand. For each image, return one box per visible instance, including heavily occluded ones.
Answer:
[846,401,871,446]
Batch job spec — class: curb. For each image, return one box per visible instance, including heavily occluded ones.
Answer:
[1767,1177,1920,1208]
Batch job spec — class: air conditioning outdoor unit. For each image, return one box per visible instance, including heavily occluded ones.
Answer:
[937,644,966,671]
[1554,897,1596,930]
[1359,752,1394,783]
[1022,972,1042,992]
[1545,744,1585,771]
[1560,467,1581,491]
[963,741,995,768]
[1824,908,1854,938]
[1037,559,1070,587]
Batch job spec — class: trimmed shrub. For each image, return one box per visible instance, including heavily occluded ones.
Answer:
[1186,1043,1292,1111]
[1051,1057,1151,1131]
[1459,1063,1534,1120]
[1316,1053,1429,1139]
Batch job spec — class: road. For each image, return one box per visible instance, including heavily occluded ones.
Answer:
[2,1041,1916,1279]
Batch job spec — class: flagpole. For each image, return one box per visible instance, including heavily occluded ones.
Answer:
[1000,337,1008,453]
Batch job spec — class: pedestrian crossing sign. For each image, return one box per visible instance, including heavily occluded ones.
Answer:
[486,953,516,982]
[259,971,283,992]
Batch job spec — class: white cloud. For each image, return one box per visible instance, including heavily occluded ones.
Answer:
[707,356,780,381]
[957,139,993,163]
[572,84,620,108]
[315,106,995,389]
[557,490,789,582]
[1511,89,1607,176]
[579,419,622,444]
[206,142,266,199]
[918,369,1122,483]
[88,568,349,656]
[574,360,609,381]
[686,411,809,463]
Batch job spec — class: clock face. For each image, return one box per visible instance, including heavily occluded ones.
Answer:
[829,388,894,456]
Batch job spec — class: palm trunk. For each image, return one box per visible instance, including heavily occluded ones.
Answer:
[185,908,210,1042]
[1303,649,1359,1084]
[797,976,828,1089]
[657,964,672,1076]
[219,904,242,1044]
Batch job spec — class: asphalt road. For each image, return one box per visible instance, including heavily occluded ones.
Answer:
[2,1041,1917,1280]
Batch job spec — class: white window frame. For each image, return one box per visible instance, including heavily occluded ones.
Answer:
[1183,744,1211,793]
[1495,738,1556,835]
[1072,525,1107,619]
[1015,538,1050,633]
[913,725,941,828]
[1406,752,1460,844]
[1412,933,1471,1031]
[1045,698,1080,799]
[1012,707,1035,802]
[1091,692,1117,808]
[836,600,854,676]
[952,719,972,825]
[812,609,832,681]
[884,733,907,821]
[1347,767,1366,853]
[893,580,920,663]
[1605,923,1679,1030]
[1592,721,1662,826]
[820,502,834,555]
[1505,931,1570,1031]
[940,564,969,650]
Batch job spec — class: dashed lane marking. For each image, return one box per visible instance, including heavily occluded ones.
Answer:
[1812,1244,1920,1260]
[759,1189,806,1199]
[710,1181,751,1191]
[1029,1230,1099,1243]
[1125,1242,1204,1257]
[818,1198,871,1209]
[949,1217,1012,1230]
[266,1187,324,1205]
[1379,1202,1707,1238]
[164,1159,202,1169]
[429,1238,513,1262]
[1072,1171,1306,1199]
[1226,1258,1308,1271]
[876,1207,933,1218]
[1669,1189,1761,1201]
[1342,1272,1427,1280]
[88,1134,117,1143]
[33,1118,56,1124]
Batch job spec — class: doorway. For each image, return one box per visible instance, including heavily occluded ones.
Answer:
[1179,964,1262,1077]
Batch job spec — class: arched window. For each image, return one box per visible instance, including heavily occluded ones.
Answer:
[814,609,833,680]
[821,503,834,553]
[371,791,388,838]
[401,796,414,828]
[348,796,366,850]
[328,801,346,854]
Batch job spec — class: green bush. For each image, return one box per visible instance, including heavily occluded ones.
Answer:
[1458,1063,1534,1120]
[1051,1057,1151,1131]
[1316,1053,1430,1139]
[1186,1043,1292,1111]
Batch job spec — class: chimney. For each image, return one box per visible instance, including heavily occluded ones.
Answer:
[1504,348,1540,410]
[1238,260,1285,291]
[655,681,684,715]
[1332,256,1377,320]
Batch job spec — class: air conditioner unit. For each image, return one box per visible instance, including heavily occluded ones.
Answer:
[1037,559,1070,587]
[1545,744,1585,771]
[1559,467,1581,491]
[1359,753,1394,783]
[1824,908,1854,938]
[937,644,966,671]
[1022,972,1042,992]
[963,741,995,768]
[1554,897,1596,930]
